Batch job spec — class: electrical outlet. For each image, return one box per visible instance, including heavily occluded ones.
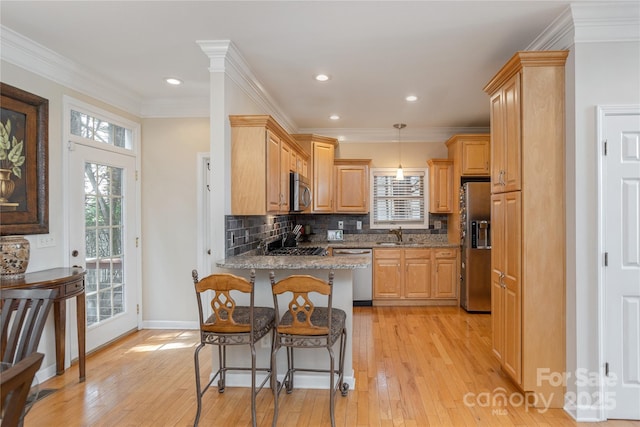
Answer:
[338,221,344,229]
[434,220,442,230]
[230,232,235,244]
[356,221,362,230]
[37,233,56,248]
[245,229,249,242]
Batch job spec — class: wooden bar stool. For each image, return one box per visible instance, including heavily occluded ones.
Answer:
[192,269,275,427]
[269,271,348,427]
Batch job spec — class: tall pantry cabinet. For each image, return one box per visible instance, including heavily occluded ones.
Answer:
[483,51,568,408]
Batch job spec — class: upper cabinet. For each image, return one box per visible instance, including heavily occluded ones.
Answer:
[334,159,371,214]
[292,134,337,213]
[489,73,521,193]
[446,134,491,177]
[230,115,309,215]
[427,159,453,213]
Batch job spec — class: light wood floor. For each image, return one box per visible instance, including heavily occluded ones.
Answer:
[27,306,639,426]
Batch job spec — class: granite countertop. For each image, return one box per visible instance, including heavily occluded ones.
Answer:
[216,254,371,270]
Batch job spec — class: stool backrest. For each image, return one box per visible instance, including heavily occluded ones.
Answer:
[0,351,44,427]
[270,272,334,336]
[192,270,255,334]
[1,288,56,365]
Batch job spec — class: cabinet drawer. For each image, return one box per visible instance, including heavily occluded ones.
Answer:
[64,279,84,296]
[404,248,431,259]
[434,248,456,259]
[373,248,402,259]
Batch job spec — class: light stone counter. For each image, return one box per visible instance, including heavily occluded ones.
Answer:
[215,254,370,270]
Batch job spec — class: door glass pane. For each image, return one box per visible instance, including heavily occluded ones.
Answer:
[84,162,125,327]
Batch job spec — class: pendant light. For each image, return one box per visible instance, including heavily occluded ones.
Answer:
[394,123,406,180]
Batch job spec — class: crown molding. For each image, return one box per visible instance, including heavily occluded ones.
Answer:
[298,127,490,143]
[528,2,640,50]
[0,25,143,116]
[197,40,298,133]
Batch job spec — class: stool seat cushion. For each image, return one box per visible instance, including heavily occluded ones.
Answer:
[204,306,275,340]
[279,307,346,344]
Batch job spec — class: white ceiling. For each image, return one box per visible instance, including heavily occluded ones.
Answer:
[0,1,586,141]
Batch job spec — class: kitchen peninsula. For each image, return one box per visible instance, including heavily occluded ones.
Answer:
[215,253,370,390]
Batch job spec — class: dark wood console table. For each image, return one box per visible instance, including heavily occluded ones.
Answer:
[1,267,86,382]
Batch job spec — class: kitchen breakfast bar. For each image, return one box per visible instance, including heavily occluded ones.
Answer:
[215,253,371,390]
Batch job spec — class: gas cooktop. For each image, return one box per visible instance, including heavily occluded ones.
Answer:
[266,246,327,256]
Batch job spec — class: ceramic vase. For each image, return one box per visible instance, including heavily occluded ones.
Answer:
[0,235,30,278]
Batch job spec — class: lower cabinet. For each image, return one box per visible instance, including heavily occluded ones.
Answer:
[373,247,458,305]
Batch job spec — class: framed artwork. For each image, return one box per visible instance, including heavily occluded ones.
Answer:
[0,83,49,235]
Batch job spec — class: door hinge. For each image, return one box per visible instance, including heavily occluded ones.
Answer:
[605,362,609,377]
[603,140,608,156]
[135,170,139,181]
[604,252,608,266]
[136,237,139,248]
[137,304,140,315]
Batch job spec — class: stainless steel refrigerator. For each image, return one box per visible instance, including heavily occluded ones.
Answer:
[459,181,492,312]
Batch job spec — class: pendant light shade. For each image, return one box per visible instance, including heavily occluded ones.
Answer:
[394,123,406,180]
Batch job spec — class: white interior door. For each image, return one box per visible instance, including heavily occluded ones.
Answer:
[602,108,640,420]
[68,143,139,353]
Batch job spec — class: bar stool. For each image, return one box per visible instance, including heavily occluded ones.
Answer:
[192,269,275,427]
[269,271,349,427]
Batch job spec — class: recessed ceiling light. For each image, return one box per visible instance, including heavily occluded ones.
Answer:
[315,74,330,82]
[337,136,346,142]
[165,77,183,85]
[406,95,418,102]
[329,115,340,120]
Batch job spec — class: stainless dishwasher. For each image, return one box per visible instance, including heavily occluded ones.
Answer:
[332,248,372,306]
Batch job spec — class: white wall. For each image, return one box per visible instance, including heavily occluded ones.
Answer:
[336,140,448,167]
[140,117,209,325]
[0,60,141,377]
[568,40,640,420]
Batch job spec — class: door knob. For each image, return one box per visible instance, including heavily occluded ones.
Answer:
[72,250,79,257]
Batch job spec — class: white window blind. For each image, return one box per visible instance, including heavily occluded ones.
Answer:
[370,169,428,229]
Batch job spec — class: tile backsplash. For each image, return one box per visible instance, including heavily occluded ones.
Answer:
[225,213,448,257]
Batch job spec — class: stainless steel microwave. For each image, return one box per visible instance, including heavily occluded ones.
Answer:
[290,172,311,212]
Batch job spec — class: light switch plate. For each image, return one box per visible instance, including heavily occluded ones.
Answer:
[327,230,344,241]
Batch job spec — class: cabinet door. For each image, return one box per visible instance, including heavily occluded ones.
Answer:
[433,258,457,298]
[490,91,505,193]
[266,131,281,212]
[404,249,431,298]
[373,250,402,299]
[335,164,368,213]
[503,74,521,192]
[490,194,506,360]
[462,140,490,176]
[428,160,453,213]
[280,142,291,212]
[502,191,521,383]
[312,142,334,212]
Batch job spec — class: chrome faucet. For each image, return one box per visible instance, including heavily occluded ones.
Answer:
[389,227,403,242]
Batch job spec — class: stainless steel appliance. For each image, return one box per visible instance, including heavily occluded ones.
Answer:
[290,172,311,212]
[332,248,373,306]
[460,181,492,312]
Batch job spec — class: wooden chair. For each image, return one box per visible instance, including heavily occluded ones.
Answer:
[269,272,348,427]
[192,269,275,427]
[0,289,56,365]
[0,352,44,427]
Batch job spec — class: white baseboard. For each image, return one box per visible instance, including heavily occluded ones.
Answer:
[564,402,605,422]
[141,320,199,330]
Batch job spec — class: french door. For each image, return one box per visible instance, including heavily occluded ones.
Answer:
[68,143,139,353]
